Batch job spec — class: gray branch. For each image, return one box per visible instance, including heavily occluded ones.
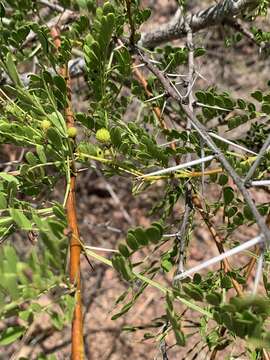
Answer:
[140,0,259,48]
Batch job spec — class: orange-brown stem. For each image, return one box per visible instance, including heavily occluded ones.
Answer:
[133,66,170,132]
[192,195,243,296]
[67,177,84,360]
[51,26,84,360]
[244,245,259,281]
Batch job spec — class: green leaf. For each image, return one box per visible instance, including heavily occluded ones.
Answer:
[10,208,32,230]
[47,128,65,151]
[205,292,222,306]
[0,326,25,345]
[37,30,49,54]
[221,275,232,289]
[118,243,130,258]
[223,187,234,205]
[47,111,67,136]
[262,103,270,114]
[126,232,139,251]
[52,204,66,222]
[110,127,122,147]
[0,173,19,185]
[50,311,64,330]
[243,205,254,221]
[0,193,7,209]
[77,0,88,9]
[5,53,23,87]
[4,246,18,273]
[3,273,19,299]
[218,174,228,186]
[237,99,246,109]
[36,145,47,163]
[195,91,206,103]
[25,151,38,165]
[76,113,94,129]
[182,284,204,302]
[134,227,148,246]
[145,226,162,244]
[53,75,67,94]
[103,1,115,14]
[161,259,173,272]
[251,90,263,102]
[0,2,5,18]
[194,47,206,57]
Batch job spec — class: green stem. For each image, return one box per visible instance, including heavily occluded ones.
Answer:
[85,248,212,318]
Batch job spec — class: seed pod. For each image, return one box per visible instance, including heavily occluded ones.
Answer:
[67,127,77,138]
[96,128,111,143]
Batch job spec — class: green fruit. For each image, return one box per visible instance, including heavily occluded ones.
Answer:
[96,128,111,143]
[67,127,77,138]
[41,119,51,130]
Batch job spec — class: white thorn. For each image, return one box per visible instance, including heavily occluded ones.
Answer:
[174,235,263,281]
[138,155,215,178]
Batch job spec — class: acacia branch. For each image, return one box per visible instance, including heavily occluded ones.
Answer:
[51,26,84,360]
[137,49,270,245]
[140,0,259,48]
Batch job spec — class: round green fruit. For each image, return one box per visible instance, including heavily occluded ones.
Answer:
[41,119,51,130]
[67,127,78,138]
[95,128,111,143]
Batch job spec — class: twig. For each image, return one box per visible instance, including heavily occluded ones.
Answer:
[253,252,263,294]
[175,24,194,276]
[225,18,259,47]
[23,10,77,49]
[160,340,169,360]
[133,66,170,131]
[176,190,192,275]
[39,0,65,12]
[126,0,135,45]
[244,246,259,281]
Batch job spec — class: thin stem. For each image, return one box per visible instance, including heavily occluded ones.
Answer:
[126,0,135,45]
[253,252,264,295]
[84,247,212,318]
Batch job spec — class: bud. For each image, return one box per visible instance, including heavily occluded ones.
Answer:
[41,119,51,130]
